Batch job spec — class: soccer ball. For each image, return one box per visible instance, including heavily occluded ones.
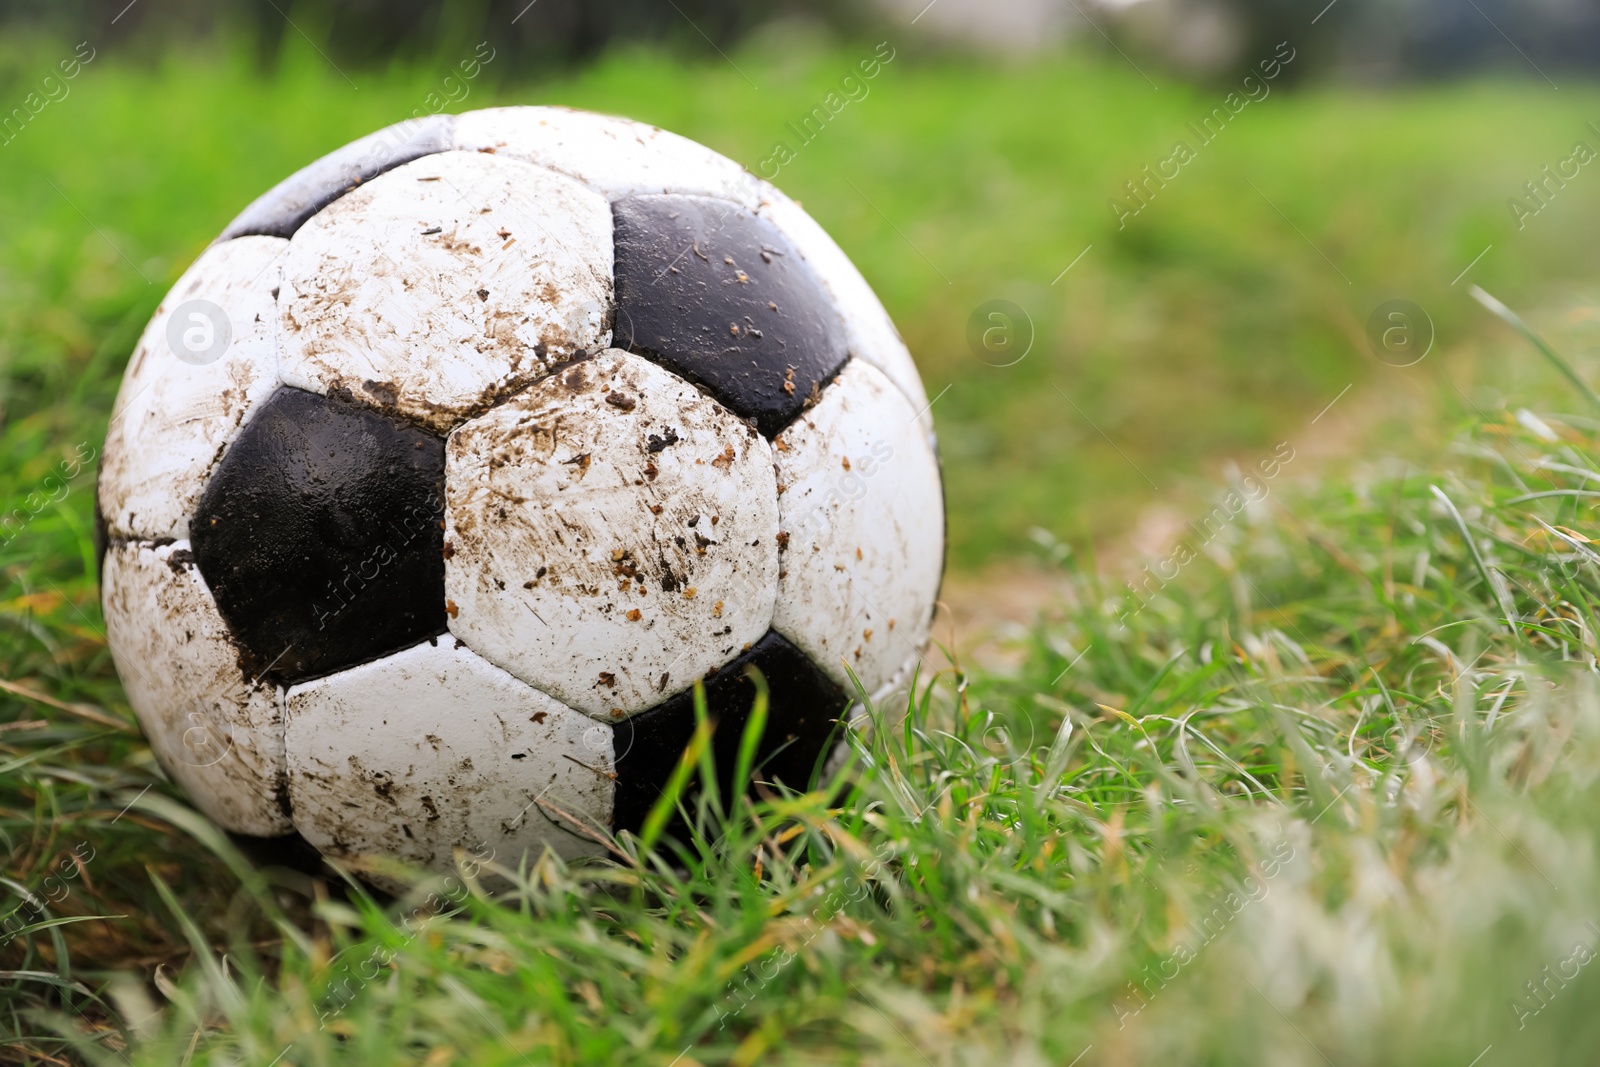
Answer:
[98,107,943,886]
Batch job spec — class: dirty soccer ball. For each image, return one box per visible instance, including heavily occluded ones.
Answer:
[97,107,944,885]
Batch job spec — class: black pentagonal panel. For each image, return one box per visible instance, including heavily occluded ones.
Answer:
[228,828,369,895]
[191,387,446,686]
[611,630,848,834]
[612,194,849,437]
[218,115,455,241]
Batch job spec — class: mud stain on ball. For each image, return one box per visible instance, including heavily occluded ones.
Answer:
[278,152,614,433]
[443,349,779,718]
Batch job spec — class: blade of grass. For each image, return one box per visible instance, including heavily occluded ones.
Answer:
[1430,484,1518,638]
[637,693,713,855]
[731,665,771,814]
[1471,285,1600,412]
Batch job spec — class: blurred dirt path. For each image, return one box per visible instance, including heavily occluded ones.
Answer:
[938,366,1445,671]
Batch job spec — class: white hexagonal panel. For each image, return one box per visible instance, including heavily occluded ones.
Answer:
[276,151,613,433]
[772,359,944,693]
[283,638,613,888]
[99,236,286,540]
[102,540,290,837]
[757,190,934,439]
[444,348,779,720]
[453,106,765,208]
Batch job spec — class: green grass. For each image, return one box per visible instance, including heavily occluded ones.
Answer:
[13,302,1600,1063]
[9,34,1600,1066]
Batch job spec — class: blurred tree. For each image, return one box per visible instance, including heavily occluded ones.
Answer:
[859,0,1600,83]
[1124,0,1600,82]
[0,0,863,69]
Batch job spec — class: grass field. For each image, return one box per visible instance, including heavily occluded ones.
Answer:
[7,32,1600,1065]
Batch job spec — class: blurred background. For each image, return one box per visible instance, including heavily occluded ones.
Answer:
[2,0,1598,583]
